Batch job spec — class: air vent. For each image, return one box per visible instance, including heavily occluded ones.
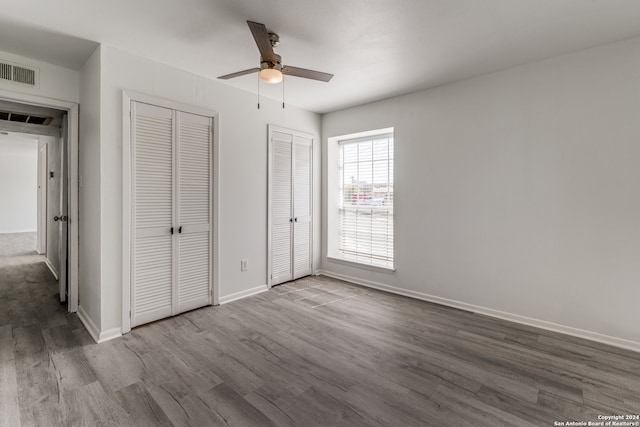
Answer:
[0,60,39,87]
[0,63,11,81]
[0,110,52,125]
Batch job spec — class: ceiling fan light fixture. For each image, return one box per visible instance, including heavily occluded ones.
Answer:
[259,67,283,84]
[217,21,333,84]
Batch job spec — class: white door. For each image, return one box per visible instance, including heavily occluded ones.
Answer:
[269,126,313,287]
[270,131,294,286]
[176,111,212,312]
[58,114,69,302]
[130,102,213,327]
[293,135,312,279]
[131,102,174,327]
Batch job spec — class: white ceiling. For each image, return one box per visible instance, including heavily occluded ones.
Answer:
[2,0,640,113]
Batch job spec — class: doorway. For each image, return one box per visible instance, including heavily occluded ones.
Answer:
[0,89,78,312]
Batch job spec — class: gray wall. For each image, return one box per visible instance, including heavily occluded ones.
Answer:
[0,137,38,234]
[321,36,640,348]
[85,45,321,335]
[79,45,102,328]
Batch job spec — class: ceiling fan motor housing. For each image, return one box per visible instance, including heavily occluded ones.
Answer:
[268,32,280,47]
[261,53,282,71]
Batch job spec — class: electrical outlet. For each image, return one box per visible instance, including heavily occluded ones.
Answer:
[241,259,248,272]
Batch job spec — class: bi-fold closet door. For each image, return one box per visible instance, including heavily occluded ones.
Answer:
[269,127,313,286]
[131,101,212,327]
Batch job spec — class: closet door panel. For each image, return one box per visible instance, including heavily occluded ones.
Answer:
[178,233,210,311]
[293,136,312,279]
[176,111,212,312]
[271,131,293,285]
[131,102,174,327]
[133,236,173,325]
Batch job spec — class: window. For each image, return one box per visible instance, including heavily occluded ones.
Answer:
[335,131,394,269]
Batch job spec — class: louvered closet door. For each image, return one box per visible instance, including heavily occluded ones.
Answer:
[176,111,212,312]
[131,102,174,327]
[271,131,294,285]
[293,136,312,279]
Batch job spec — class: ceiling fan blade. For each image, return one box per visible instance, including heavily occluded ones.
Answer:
[247,21,276,63]
[217,68,260,80]
[282,66,333,82]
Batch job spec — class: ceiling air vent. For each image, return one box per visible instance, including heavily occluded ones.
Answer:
[0,110,52,125]
[0,60,39,88]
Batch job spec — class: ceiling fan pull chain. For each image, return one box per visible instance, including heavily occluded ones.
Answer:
[282,75,285,109]
[257,72,261,109]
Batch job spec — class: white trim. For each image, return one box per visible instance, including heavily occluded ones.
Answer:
[326,256,396,274]
[0,229,37,234]
[316,269,640,354]
[267,126,273,288]
[219,284,268,305]
[122,91,220,333]
[330,127,394,143]
[337,132,394,145]
[67,103,79,313]
[97,328,122,343]
[78,305,122,343]
[211,114,220,306]
[122,92,131,333]
[44,258,59,280]
[122,90,217,118]
[0,88,79,315]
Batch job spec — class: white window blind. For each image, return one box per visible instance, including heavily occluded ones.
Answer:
[338,133,393,268]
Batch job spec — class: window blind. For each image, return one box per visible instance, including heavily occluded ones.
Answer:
[338,134,393,268]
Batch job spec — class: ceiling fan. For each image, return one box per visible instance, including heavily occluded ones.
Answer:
[218,21,334,85]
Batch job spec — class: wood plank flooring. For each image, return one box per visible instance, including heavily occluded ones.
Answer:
[2,233,640,426]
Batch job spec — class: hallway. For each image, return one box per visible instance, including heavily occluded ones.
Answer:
[0,232,89,426]
[0,232,75,329]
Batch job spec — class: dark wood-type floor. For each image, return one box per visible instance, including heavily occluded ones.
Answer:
[1,233,639,426]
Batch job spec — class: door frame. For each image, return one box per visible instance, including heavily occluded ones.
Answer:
[0,88,79,313]
[36,143,47,254]
[122,91,219,334]
[267,125,314,288]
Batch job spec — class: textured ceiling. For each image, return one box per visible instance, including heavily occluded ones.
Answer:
[1,0,640,113]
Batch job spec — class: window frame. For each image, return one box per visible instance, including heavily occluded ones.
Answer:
[326,128,395,272]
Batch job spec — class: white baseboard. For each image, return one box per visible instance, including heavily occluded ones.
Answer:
[77,305,122,344]
[316,269,640,354]
[44,258,59,280]
[77,305,99,343]
[0,229,37,234]
[98,328,122,343]
[219,284,268,305]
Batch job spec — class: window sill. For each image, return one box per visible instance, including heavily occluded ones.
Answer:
[326,256,396,274]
